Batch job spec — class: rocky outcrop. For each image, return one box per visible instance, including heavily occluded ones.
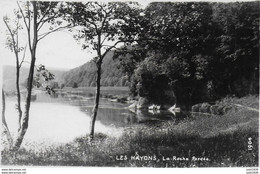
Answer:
[137,97,150,109]
[199,103,211,113]
[128,97,175,111]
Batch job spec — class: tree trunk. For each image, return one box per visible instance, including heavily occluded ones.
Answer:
[15,56,22,131]
[12,54,36,151]
[249,67,257,94]
[12,1,38,151]
[89,63,101,139]
[3,7,23,131]
[2,89,13,147]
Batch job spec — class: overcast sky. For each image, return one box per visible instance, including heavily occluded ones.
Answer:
[0,0,151,70]
[0,0,252,70]
[0,1,91,70]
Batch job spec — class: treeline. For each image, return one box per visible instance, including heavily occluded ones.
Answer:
[62,51,128,87]
[114,2,259,106]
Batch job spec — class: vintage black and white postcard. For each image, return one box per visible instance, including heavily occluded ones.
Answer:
[0,0,259,173]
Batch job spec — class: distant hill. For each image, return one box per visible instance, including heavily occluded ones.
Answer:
[2,65,67,91]
[62,51,129,87]
[2,51,129,91]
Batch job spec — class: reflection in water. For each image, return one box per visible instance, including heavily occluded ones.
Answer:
[51,91,191,127]
[4,90,193,148]
[5,95,124,149]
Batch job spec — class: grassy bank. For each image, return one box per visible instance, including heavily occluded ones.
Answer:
[1,95,258,167]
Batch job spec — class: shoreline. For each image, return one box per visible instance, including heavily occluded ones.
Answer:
[2,95,258,167]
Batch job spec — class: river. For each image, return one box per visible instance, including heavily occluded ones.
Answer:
[3,89,190,149]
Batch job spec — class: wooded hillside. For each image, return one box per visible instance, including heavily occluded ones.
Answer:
[62,51,128,87]
[114,2,259,106]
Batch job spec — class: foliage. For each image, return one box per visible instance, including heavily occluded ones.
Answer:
[115,2,259,106]
[35,64,56,94]
[132,53,175,105]
[210,2,259,97]
[64,2,142,56]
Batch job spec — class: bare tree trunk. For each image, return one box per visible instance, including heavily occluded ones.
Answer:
[15,55,22,131]
[12,55,36,151]
[2,89,13,147]
[89,29,102,139]
[12,1,38,151]
[89,63,101,139]
[249,68,256,94]
[3,6,23,131]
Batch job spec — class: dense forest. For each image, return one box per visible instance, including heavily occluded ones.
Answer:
[112,2,259,106]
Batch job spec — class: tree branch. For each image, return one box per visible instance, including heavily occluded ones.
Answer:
[101,38,165,59]
[16,18,19,52]
[17,2,29,30]
[37,2,52,26]
[94,2,106,14]
[85,18,98,32]
[18,1,33,52]
[41,14,59,24]
[37,24,72,42]
[101,40,122,59]
[21,61,31,65]
[100,7,111,33]
[3,18,17,53]
[37,14,59,32]
[19,44,27,68]
[37,20,45,32]
[101,34,109,45]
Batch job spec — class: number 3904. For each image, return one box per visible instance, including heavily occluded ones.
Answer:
[248,137,253,151]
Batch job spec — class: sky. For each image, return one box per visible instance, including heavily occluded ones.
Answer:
[0,0,151,70]
[0,0,91,70]
[0,0,253,70]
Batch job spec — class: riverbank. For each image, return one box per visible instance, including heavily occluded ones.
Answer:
[56,86,132,103]
[1,95,258,167]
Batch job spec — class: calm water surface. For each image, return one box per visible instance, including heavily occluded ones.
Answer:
[4,90,191,149]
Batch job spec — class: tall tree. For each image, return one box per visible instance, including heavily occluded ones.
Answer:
[66,2,143,139]
[3,1,70,151]
[3,10,25,131]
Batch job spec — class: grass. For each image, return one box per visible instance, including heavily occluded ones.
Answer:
[1,95,259,167]
[217,95,259,107]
